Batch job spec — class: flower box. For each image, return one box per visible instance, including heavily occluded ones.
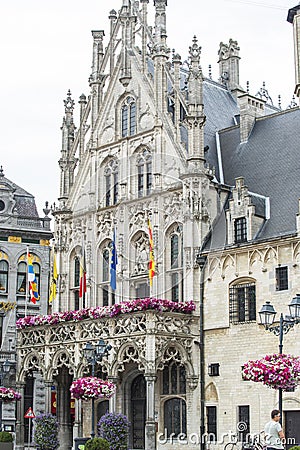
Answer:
[70,377,116,401]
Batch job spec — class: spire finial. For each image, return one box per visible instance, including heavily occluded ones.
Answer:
[64,90,75,114]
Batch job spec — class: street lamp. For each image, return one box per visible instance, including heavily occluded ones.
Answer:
[0,359,12,431]
[259,294,300,420]
[83,339,112,439]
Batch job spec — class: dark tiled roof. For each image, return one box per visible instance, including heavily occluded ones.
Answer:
[0,174,39,218]
[220,107,300,241]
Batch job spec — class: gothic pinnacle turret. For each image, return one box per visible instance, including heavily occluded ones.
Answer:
[58,90,77,204]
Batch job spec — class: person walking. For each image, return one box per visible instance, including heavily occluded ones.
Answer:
[264,409,285,450]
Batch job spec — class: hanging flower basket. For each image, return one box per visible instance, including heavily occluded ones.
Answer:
[0,387,22,403]
[70,377,116,401]
[242,353,300,391]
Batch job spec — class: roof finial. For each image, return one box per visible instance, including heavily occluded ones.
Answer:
[208,64,212,79]
[0,166,4,177]
[278,95,282,110]
[246,81,249,93]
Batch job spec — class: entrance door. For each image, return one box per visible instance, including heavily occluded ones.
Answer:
[285,410,300,448]
[131,374,146,449]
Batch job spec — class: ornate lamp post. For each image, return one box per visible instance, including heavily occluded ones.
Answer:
[259,294,300,419]
[83,339,112,439]
[0,359,12,431]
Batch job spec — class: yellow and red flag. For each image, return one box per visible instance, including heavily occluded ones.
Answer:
[148,218,156,287]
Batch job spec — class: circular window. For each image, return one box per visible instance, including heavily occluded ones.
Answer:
[0,200,5,212]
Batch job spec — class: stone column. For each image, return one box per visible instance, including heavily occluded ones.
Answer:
[56,369,73,450]
[108,376,118,413]
[145,375,157,450]
[15,382,25,450]
[44,381,53,414]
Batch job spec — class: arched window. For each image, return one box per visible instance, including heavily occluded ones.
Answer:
[162,362,186,437]
[104,160,119,207]
[0,260,8,293]
[229,280,256,323]
[137,149,152,198]
[17,262,27,295]
[17,255,41,296]
[121,96,136,137]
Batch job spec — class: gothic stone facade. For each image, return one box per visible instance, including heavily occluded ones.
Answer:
[16,1,300,450]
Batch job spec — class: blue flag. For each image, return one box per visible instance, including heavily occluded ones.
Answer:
[110,229,118,290]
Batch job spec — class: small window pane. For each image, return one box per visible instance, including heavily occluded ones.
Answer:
[103,286,109,307]
[229,283,256,323]
[113,172,118,204]
[74,258,80,287]
[105,174,111,206]
[17,262,27,294]
[235,217,247,243]
[122,105,128,137]
[138,164,144,198]
[130,103,136,136]
[171,235,179,268]
[171,273,179,303]
[0,260,8,292]
[103,249,109,282]
[276,266,288,291]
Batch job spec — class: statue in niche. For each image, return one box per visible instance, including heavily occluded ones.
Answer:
[133,234,148,275]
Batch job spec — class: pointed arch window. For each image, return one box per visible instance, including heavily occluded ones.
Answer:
[162,362,187,437]
[0,260,8,293]
[121,96,136,137]
[104,160,119,207]
[137,149,152,198]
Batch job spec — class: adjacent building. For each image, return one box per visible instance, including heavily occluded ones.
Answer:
[0,167,52,435]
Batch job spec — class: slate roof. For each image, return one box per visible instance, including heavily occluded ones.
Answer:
[206,106,300,249]
[0,172,39,218]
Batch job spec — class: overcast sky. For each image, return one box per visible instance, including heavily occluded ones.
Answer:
[0,0,297,216]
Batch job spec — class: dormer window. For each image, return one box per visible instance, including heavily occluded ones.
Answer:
[121,96,136,137]
[234,217,247,243]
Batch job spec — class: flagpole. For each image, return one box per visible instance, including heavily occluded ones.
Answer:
[25,246,29,317]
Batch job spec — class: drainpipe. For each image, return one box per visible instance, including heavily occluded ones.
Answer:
[195,253,207,450]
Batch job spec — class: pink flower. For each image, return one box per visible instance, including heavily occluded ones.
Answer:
[16,298,196,329]
[242,353,300,391]
[0,387,22,402]
[70,377,116,401]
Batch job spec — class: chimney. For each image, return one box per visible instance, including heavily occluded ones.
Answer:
[287,4,300,99]
[238,93,265,143]
[218,39,244,95]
